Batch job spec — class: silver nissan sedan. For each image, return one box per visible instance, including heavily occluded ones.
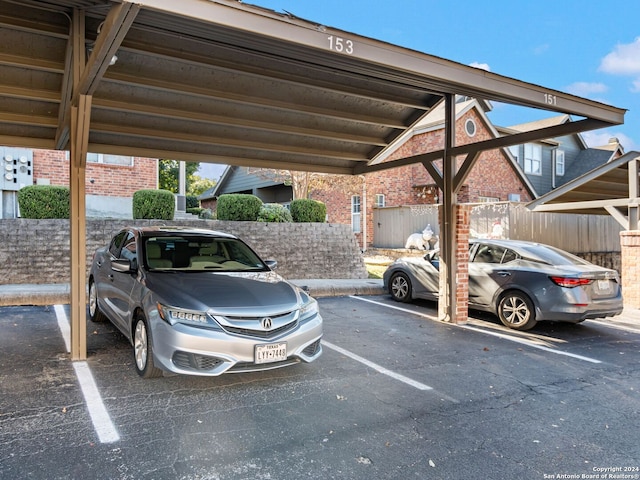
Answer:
[383,238,623,331]
[89,226,322,378]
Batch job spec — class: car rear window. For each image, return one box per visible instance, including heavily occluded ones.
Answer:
[519,244,591,266]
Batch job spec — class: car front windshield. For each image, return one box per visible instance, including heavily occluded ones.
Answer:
[144,235,267,272]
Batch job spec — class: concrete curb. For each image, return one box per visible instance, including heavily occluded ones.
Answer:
[290,279,385,298]
[0,280,385,307]
[0,284,70,307]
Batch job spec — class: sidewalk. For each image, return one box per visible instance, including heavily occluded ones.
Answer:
[2,280,639,328]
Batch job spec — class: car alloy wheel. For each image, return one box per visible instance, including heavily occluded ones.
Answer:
[390,272,412,303]
[133,314,163,378]
[498,291,537,331]
[88,280,107,323]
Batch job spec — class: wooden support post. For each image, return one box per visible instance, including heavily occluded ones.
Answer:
[69,94,91,361]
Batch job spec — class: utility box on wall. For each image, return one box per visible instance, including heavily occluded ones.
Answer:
[1,148,33,191]
[1,148,34,219]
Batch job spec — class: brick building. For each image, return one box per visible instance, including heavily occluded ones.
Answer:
[311,98,534,248]
[1,147,158,218]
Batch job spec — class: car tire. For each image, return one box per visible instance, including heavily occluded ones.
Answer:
[133,313,163,379]
[497,291,537,331]
[390,272,412,303]
[88,279,108,323]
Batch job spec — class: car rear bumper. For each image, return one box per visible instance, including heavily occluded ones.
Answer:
[535,296,624,322]
[149,314,323,376]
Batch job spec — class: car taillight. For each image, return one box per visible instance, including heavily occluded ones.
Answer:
[549,276,593,288]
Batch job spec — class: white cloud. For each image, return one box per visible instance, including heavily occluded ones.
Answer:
[582,130,638,152]
[632,78,640,93]
[565,82,608,96]
[469,62,490,71]
[599,37,640,75]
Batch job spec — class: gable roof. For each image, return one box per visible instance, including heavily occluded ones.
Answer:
[372,97,537,198]
[558,148,617,186]
[502,115,588,149]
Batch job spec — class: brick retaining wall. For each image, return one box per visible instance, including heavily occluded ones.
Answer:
[0,219,368,284]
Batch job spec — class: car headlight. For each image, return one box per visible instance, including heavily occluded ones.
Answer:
[299,297,319,321]
[157,303,216,327]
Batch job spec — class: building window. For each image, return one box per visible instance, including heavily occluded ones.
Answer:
[524,143,542,175]
[351,195,361,233]
[465,119,476,137]
[374,194,385,207]
[86,153,134,166]
[556,150,565,176]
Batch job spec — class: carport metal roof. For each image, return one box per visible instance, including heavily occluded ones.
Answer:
[0,0,627,360]
[0,0,626,173]
[527,150,640,229]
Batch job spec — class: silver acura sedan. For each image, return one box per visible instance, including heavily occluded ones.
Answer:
[383,238,623,330]
[89,226,322,378]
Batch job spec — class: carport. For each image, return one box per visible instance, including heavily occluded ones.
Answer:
[0,0,627,360]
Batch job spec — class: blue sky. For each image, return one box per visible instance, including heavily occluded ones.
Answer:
[199,0,640,179]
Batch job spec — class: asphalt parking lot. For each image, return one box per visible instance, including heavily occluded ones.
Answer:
[1,296,639,480]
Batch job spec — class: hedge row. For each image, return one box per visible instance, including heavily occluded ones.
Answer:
[16,187,327,223]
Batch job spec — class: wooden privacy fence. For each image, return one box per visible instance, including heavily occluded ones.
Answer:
[373,202,623,254]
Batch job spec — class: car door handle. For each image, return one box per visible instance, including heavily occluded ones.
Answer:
[496,271,511,277]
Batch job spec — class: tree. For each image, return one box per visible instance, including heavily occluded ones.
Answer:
[158,159,200,193]
[188,175,216,196]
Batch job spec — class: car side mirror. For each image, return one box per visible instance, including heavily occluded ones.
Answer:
[112,258,135,274]
[265,260,278,270]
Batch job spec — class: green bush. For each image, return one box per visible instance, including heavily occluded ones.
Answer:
[290,199,326,222]
[258,203,293,223]
[186,195,200,209]
[187,207,204,216]
[216,194,262,221]
[132,189,175,220]
[17,185,70,219]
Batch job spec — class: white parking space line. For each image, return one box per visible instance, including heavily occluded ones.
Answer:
[54,304,71,353]
[54,305,120,444]
[457,325,602,364]
[72,362,121,443]
[349,296,602,364]
[587,319,640,333]
[322,340,433,391]
[349,295,439,321]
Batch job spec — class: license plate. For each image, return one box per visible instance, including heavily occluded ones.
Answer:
[597,279,611,292]
[255,343,287,364]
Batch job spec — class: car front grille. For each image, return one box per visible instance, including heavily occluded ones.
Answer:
[216,310,299,340]
[222,319,298,339]
[172,351,224,371]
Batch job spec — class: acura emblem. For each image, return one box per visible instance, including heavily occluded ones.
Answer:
[261,317,273,330]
